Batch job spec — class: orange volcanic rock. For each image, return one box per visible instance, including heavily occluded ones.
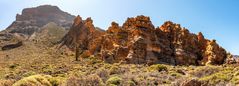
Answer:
[197,32,205,42]
[160,21,200,65]
[123,15,154,30]
[60,15,105,58]
[107,22,122,33]
[61,15,228,65]
[197,32,207,51]
[61,16,97,49]
[201,40,227,65]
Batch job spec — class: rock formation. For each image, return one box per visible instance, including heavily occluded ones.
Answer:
[5,5,75,36]
[60,15,227,65]
[225,54,239,64]
[0,31,25,51]
[59,15,104,60]
[234,55,239,63]
[1,41,23,51]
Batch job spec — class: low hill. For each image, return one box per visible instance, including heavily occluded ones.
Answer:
[29,22,67,46]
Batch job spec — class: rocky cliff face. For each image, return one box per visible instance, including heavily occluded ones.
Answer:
[59,16,104,50]
[61,15,227,65]
[5,5,75,35]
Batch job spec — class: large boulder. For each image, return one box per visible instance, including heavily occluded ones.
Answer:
[0,31,25,51]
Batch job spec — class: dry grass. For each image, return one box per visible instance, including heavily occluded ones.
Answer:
[0,41,239,86]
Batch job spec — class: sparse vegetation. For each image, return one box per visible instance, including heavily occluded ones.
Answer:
[66,74,104,86]
[0,26,238,86]
[199,66,234,85]
[1,50,239,86]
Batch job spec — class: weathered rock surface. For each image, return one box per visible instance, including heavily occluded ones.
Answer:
[6,5,75,36]
[0,31,25,50]
[61,15,227,65]
[59,15,105,52]
[225,54,239,64]
[1,41,23,51]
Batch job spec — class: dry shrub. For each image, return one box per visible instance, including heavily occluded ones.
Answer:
[189,66,221,78]
[0,79,15,86]
[66,74,104,86]
[95,68,110,82]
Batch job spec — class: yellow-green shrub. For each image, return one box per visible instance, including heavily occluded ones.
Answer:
[13,74,63,86]
[106,76,122,85]
[147,64,167,72]
[13,74,52,86]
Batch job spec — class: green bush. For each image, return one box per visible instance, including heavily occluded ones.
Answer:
[48,77,63,86]
[13,74,52,86]
[13,74,63,86]
[109,65,120,75]
[170,72,182,78]
[127,80,136,86]
[230,71,239,84]
[106,76,122,85]
[86,56,102,65]
[231,76,239,84]
[147,64,167,72]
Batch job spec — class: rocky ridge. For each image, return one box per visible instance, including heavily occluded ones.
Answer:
[5,5,75,36]
[61,15,227,65]
[0,5,74,51]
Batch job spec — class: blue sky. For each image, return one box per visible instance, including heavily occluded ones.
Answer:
[0,0,239,54]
